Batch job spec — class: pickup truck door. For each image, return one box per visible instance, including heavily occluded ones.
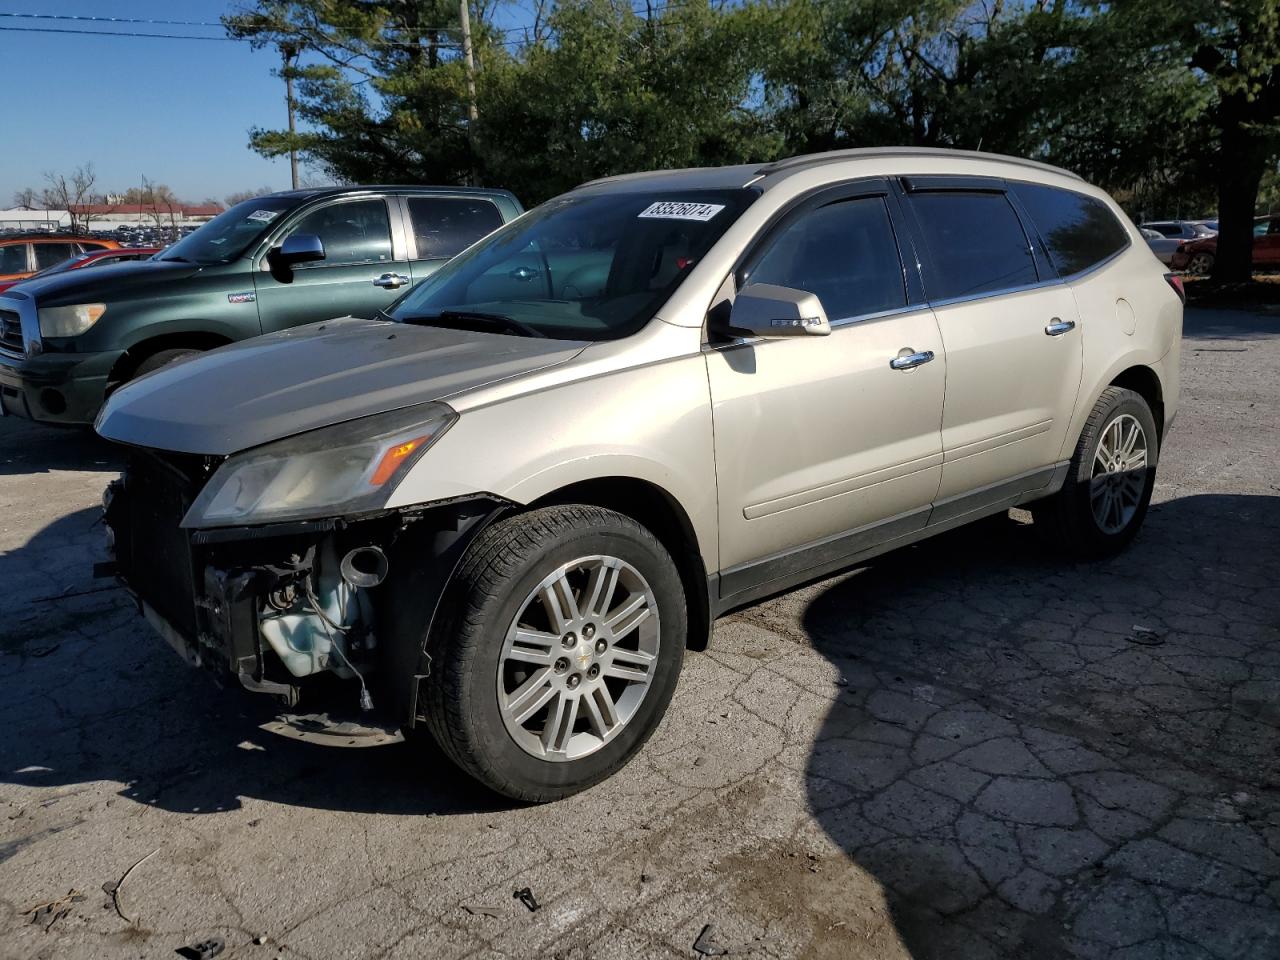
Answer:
[253,196,412,334]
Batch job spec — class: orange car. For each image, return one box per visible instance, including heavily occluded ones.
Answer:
[0,234,121,286]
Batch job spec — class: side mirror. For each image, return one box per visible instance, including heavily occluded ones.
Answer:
[266,234,325,282]
[727,283,831,338]
[272,233,326,267]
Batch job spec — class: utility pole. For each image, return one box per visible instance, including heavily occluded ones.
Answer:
[458,0,478,185]
[282,42,299,190]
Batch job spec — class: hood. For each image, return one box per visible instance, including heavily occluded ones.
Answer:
[15,258,201,302]
[96,317,586,455]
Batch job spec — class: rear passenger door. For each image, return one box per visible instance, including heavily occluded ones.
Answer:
[402,195,506,282]
[898,179,1083,516]
[254,196,412,334]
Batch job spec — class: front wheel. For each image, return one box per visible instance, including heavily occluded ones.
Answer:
[420,505,686,801]
[1187,251,1215,275]
[1031,386,1158,559]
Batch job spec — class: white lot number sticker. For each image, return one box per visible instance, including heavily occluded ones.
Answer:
[246,209,280,223]
[637,201,725,222]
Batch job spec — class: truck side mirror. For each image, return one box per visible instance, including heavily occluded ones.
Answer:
[266,234,325,283]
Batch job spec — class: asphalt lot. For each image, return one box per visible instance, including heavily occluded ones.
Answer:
[2,305,1278,960]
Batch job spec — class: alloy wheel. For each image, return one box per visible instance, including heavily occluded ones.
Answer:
[497,555,660,761]
[1090,413,1148,535]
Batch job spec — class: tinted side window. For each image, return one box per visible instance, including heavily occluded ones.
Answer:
[288,199,393,267]
[78,242,109,252]
[1015,183,1130,276]
[33,242,75,269]
[744,196,906,321]
[0,244,28,274]
[908,192,1037,300]
[408,197,504,260]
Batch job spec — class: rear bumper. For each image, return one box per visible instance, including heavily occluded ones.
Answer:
[0,349,119,424]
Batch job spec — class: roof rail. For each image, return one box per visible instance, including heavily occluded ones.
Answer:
[754,147,1082,181]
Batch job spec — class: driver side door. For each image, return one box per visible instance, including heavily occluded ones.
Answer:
[254,196,412,334]
[705,183,946,602]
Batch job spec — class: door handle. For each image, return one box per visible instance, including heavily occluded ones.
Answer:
[889,349,935,371]
[372,273,410,289]
[1045,318,1076,336]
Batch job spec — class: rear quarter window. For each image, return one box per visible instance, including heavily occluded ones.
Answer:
[1015,183,1130,276]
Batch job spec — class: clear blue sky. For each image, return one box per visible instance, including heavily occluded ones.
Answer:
[0,1,293,205]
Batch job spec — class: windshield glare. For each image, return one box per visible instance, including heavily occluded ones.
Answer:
[389,189,756,340]
[158,197,297,265]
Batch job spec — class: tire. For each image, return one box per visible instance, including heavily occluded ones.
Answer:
[133,347,201,378]
[1187,251,1214,275]
[421,505,686,802]
[1031,386,1158,559]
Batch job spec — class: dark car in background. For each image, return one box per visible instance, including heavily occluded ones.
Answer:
[0,186,522,424]
[1170,216,1280,274]
[0,247,161,294]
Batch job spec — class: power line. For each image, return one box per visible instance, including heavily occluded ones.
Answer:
[0,11,224,28]
[0,25,236,41]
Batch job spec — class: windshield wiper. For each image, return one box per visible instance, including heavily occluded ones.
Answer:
[402,310,546,338]
[158,255,192,263]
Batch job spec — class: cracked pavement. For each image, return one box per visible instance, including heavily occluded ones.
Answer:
[2,306,1278,959]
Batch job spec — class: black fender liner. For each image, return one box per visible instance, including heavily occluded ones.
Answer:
[375,495,516,727]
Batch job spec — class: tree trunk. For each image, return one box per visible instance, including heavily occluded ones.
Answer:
[1211,107,1269,284]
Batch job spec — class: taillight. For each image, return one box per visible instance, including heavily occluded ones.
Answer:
[1164,272,1185,304]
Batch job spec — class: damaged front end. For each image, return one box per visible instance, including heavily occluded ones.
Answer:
[102,448,507,740]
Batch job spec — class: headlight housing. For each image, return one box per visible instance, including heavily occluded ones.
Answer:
[38,302,106,338]
[182,402,457,528]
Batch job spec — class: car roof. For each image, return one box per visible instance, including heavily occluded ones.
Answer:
[258,185,520,203]
[576,147,1083,193]
[0,233,112,243]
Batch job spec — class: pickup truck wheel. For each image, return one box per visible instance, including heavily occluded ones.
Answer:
[1031,386,1158,559]
[133,347,201,378]
[421,505,686,802]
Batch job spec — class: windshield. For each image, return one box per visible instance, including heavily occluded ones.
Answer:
[157,197,298,265]
[388,189,756,340]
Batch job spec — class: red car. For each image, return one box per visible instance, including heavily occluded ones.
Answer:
[0,247,161,294]
[1170,216,1280,274]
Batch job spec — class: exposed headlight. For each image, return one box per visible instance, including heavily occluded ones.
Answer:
[38,302,106,338]
[182,402,457,528]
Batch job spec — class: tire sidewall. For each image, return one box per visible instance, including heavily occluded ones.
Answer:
[447,519,685,797]
[1068,391,1159,552]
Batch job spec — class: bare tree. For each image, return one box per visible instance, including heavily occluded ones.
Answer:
[11,187,39,210]
[41,164,99,233]
[224,186,276,205]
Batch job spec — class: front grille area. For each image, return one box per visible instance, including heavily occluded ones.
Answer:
[117,454,202,639]
[0,310,23,357]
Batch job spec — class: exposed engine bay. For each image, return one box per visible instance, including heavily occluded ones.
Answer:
[101,449,506,732]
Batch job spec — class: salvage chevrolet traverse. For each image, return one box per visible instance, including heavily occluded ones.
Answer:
[96,148,1182,801]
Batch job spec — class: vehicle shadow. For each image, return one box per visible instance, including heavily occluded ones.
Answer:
[1183,305,1279,341]
[791,492,1280,958]
[2,505,514,818]
[0,417,121,475]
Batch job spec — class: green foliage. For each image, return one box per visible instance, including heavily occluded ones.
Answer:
[227,0,1280,274]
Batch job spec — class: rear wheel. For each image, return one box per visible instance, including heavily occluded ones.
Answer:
[420,505,686,801]
[1031,386,1158,559]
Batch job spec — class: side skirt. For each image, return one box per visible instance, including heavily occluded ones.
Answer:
[710,462,1068,617]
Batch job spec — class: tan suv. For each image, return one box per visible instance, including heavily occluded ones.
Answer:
[96,148,1182,801]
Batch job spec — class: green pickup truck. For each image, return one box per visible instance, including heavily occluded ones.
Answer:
[0,185,522,424]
